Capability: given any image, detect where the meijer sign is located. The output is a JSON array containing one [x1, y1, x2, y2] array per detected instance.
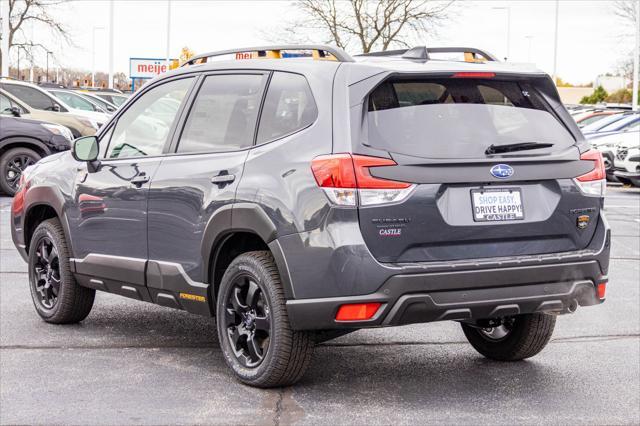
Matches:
[[129, 58, 177, 79]]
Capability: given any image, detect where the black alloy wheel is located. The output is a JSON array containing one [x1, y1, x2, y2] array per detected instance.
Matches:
[[222, 275, 271, 368], [31, 236, 61, 309], [0, 147, 40, 195], [28, 218, 95, 323]]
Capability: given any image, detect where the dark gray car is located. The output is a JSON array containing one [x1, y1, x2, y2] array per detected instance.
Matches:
[[10, 45, 610, 387]]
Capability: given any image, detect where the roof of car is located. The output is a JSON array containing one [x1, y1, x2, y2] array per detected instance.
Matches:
[[164, 45, 548, 86], [164, 56, 547, 89]]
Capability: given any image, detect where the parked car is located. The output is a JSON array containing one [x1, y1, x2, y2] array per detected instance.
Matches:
[[0, 114, 72, 194], [10, 45, 610, 388], [612, 136, 640, 187], [0, 79, 108, 129], [582, 112, 639, 139], [574, 110, 621, 128], [1, 89, 97, 137], [47, 88, 111, 115], [75, 91, 118, 113], [592, 131, 640, 181], [93, 92, 128, 107]]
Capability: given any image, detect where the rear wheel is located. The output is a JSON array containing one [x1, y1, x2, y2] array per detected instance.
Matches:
[[28, 218, 95, 323], [216, 251, 314, 387], [0, 147, 40, 195], [461, 313, 556, 361]]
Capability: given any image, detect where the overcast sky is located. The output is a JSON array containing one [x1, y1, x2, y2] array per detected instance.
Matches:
[[23, 0, 636, 84]]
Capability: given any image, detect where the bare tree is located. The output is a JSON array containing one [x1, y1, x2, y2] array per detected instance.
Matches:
[[613, 0, 638, 29], [0, 0, 70, 74], [285, 0, 454, 54]]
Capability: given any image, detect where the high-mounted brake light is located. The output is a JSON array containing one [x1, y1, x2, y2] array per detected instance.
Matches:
[[335, 303, 382, 321], [574, 149, 606, 197], [452, 72, 496, 78], [311, 154, 415, 206]]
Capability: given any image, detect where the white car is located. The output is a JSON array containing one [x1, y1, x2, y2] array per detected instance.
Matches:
[[0, 79, 108, 130], [612, 135, 640, 187], [591, 130, 639, 181]]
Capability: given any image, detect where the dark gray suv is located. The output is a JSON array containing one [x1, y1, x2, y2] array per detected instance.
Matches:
[[10, 45, 610, 387]]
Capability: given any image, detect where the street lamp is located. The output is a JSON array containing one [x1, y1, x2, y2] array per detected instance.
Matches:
[[492, 6, 511, 61], [92, 26, 105, 88]]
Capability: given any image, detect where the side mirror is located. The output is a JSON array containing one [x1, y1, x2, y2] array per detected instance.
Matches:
[[72, 136, 100, 172], [52, 104, 61, 112], [9, 107, 21, 117]]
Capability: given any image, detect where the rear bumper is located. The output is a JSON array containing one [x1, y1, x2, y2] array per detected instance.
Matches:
[[286, 260, 606, 330]]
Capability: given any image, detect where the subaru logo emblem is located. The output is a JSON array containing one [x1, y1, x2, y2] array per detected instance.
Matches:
[[490, 164, 514, 179]]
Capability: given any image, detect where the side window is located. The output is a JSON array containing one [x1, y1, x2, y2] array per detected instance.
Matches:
[[105, 77, 193, 159], [256, 72, 317, 144], [52, 92, 95, 111], [1, 84, 58, 110], [177, 74, 265, 153]]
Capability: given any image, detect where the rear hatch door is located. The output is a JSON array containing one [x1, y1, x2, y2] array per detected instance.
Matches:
[[355, 74, 601, 263]]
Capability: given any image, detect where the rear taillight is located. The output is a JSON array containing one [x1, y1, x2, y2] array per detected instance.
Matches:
[[574, 149, 606, 197], [311, 154, 415, 206]]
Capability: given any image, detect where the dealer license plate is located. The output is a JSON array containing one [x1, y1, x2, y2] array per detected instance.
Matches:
[[471, 188, 524, 222]]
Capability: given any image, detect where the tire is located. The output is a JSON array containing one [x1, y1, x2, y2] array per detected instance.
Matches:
[[461, 313, 556, 361], [0, 147, 41, 195], [216, 251, 314, 387], [28, 218, 95, 323]]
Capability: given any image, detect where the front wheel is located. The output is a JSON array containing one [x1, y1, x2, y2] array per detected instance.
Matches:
[[28, 218, 95, 323], [461, 313, 556, 361], [216, 251, 314, 387], [0, 147, 41, 195]]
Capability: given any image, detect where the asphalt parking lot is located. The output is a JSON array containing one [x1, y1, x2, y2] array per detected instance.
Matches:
[[0, 186, 638, 425]]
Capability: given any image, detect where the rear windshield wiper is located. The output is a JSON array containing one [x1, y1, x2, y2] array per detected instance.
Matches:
[[485, 142, 554, 155]]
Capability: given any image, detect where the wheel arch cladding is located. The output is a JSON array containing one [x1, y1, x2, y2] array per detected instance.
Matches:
[[0, 137, 51, 157], [202, 203, 294, 303], [23, 186, 72, 256]]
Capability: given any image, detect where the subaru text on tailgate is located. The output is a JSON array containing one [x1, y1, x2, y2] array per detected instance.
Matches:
[[10, 45, 610, 387]]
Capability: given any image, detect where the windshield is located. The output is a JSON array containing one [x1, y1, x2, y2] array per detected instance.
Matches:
[[366, 78, 575, 159]]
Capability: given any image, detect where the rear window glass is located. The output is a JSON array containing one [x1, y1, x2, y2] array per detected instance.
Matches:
[[366, 78, 575, 159]]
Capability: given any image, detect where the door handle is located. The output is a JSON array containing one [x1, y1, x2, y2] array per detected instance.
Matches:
[[130, 174, 150, 187], [211, 173, 235, 185]]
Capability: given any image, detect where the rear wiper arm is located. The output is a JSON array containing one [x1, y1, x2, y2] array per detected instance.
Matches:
[[485, 142, 554, 155]]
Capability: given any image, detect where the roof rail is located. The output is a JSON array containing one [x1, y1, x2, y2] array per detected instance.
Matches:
[[357, 47, 499, 62], [182, 44, 354, 67]]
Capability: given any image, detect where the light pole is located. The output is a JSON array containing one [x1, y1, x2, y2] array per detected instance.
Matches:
[[1, 0, 9, 77], [552, 0, 560, 85], [525, 35, 534, 63], [92, 26, 105, 88], [165, 0, 172, 70], [492, 6, 511, 61], [108, 0, 114, 89], [17, 47, 21, 79], [45, 50, 52, 83], [633, 1, 639, 111]]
